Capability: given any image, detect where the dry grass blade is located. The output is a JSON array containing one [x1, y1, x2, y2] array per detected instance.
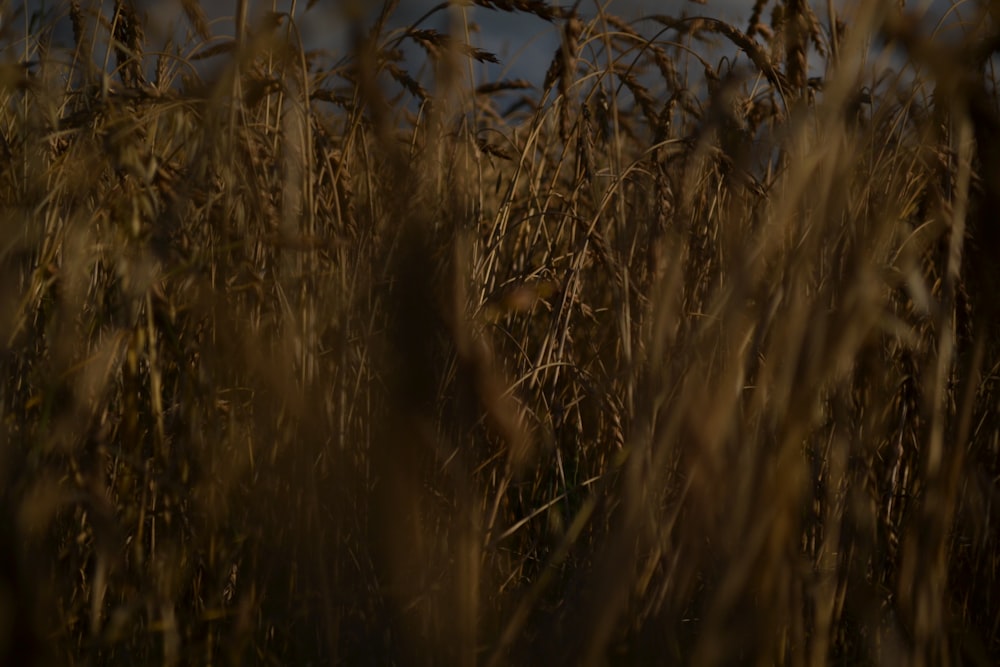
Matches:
[[180, 0, 211, 41], [475, 78, 533, 95], [783, 0, 809, 92], [604, 14, 680, 91], [0, 1, 998, 666], [189, 40, 237, 61], [473, 0, 567, 22], [407, 28, 501, 64], [654, 15, 791, 95], [748, 0, 769, 37], [112, 0, 145, 88], [543, 16, 582, 141]]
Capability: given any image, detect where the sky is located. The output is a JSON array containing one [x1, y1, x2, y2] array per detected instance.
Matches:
[[6, 0, 753, 87], [8, 0, 973, 86], [178, 0, 757, 80], [9, 0, 788, 62]]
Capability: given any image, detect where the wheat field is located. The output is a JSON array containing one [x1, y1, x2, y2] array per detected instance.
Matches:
[[0, 0, 998, 664]]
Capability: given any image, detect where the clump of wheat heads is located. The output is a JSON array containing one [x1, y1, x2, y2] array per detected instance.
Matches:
[[0, 1, 997, 665]]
